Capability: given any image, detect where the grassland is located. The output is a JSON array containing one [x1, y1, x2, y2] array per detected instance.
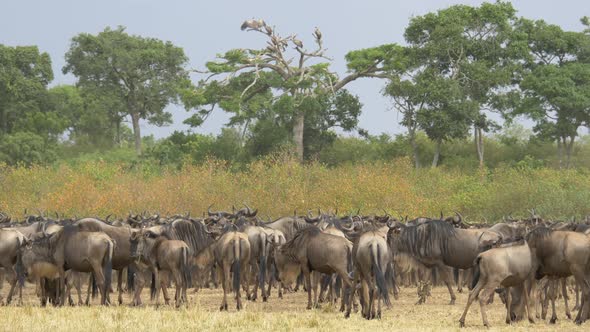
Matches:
[[0, 284, 585, 332]]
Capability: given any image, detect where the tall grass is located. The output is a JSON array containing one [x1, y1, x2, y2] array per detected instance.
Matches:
[[1, 155, 588, 221]]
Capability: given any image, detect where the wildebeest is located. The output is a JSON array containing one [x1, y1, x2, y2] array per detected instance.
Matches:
[[525, 227, 590, 324], [194, 226, 251, 311], [0, 229, 26, 304], [17, 226, 114, 305], [459, 239, 536, 328], [387, 218, 502, 305], [130, 230, 192, 307], [349, 229, 392, 319], [275, 226, 353, 313]]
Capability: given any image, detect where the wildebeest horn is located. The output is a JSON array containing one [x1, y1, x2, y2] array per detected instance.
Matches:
[[293, 209, 297, 216], [440, 211, 444, 220], [55, 212, 59, 220], [207, 204, 215, 216], [185, 211, 190, 218], [334, 207, 338, 216], [105, 214, 112, 222], [454, 211, 463, 222], [382, 209, 390, 217]]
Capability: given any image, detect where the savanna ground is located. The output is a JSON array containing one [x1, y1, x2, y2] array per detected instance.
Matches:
[[0, 282, 585, 332]]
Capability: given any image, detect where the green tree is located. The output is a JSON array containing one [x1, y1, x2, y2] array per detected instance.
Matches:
[[186, 20, 399, 162], [0, 45, 53, 135], [63, 26, 190, 155], [403, 1, 522, 168], [504, 19, 590, 168]]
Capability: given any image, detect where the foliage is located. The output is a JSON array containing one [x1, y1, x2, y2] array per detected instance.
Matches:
[[1, 155, 589, 222], [63, 26, 191, 154]]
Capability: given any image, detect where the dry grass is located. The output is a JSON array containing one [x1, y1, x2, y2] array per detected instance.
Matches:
[[0, 283, 585, 331]]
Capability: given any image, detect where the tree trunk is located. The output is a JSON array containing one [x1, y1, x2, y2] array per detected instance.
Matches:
[[0, 108, 6, 134], [557, 138, 564, 169], [408, 125, 420, 168], [130, 112, 142, 155], [293, 112, 304, 162], [432, 139, 441, 168], [565, 136, 575, 169], [475, 126, 484, 168], [115, 118, 121, 148]]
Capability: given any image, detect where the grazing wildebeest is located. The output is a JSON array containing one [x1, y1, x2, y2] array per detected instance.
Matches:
[[0, 229, 26, 304], [387, 218, 502, 305], [349, 229, 392, 319], [130, 230, 192, 307], [19, 226, 114, 305], [459, 239, 536, 328], [194, 227, 251, 311], [525, 227, 590, 325], [275, 226, 353, 313]]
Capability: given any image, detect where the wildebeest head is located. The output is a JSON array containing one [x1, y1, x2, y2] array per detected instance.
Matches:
[[274, 248, 302, 289], [130, 229, 157, 260]]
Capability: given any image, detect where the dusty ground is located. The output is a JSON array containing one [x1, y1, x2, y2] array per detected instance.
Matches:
[[0, 282, 586, 331]]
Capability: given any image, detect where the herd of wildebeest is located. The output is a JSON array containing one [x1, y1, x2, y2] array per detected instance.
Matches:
[[0, 206, 590, 327]]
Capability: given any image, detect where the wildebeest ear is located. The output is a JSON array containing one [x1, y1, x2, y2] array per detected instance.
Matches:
[[145, 230, 157, 238], [130, 231, 139, 240]]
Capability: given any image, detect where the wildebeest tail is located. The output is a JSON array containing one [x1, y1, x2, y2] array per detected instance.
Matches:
[[333, 275, 342, 296], [91, 274, 98, 298], [259, 233, 267, 289], [180, 246, 192, 288], [470, 256, 482, 290], [371, 243, 391, 306], [15, 240, 25, 288], [127, 266, 135, 293], [232, 239, 241, 294], [385, 262, 395, 290], [103, 239, 114, 302], [453, 267, 459, 284]]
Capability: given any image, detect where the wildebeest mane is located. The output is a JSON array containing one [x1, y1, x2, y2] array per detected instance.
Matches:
[[160, 218, 211, 254], [525, 226, 553, 243], [280, 226, 321, 261], [397, 220, 457, 258]]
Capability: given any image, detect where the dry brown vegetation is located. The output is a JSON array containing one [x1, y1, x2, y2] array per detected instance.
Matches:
[[0, 283, 586, 331]]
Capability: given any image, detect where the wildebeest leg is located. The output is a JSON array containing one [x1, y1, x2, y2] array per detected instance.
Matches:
[[85, 274, 93, 305], [219, 264, 229, 311], [479, 286, 496, 327], [439, 266, 457, 305], [574, 283, 580, 311], [523, 279, 535, 324], [118, 269, 124, 305], [302, 267, 313, 310], [171, 269, 182, 307], [249, 262, 258, 301], [549, 280, 558, 324], [561, 278, 572, 319], [5, 267, 17, 305], [572, 268, 590, 325], [241, 262, 250, 307], [456, 269, 463, 293], [151, 268, 161, 307], [311, 271, 321, 308], [505, 287, 512, 324], [459, 278, 485, 327], [74, 273, 82, 305], [132, 270, 145, 306], [318, 274, 329, 303], [91, 261, 107, 306], [345, 267, 360, 318], [160, 272, 170, 306]]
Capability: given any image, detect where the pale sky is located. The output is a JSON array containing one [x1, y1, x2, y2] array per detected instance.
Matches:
[[1, 0, 588, 138]]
